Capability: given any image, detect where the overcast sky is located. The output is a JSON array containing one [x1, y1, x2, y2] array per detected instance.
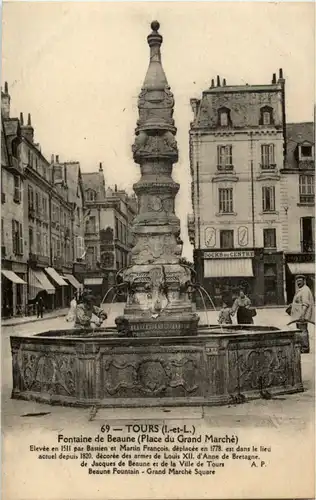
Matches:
[[2, 2, 315, 258]]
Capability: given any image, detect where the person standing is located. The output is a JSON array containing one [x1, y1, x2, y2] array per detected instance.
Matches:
[[231, 289, 254, 325], [66, 294, 77, 324], [290, 275, 314, 353], [36, 296, 44, 319], [218, 299, 233, 325]]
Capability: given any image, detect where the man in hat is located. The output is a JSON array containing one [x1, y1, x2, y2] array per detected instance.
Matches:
[[74, 290, 107, 329], [290, 275, 314, 353]]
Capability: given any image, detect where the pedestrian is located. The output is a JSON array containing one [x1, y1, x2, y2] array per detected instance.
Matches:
[[289, 275, 314, 353], [66, 294, 77, 323], [231, 289, 255, 325], [74, 291, 107, 330], [36, 296, 44, 319], [218, 299, 233, 325]]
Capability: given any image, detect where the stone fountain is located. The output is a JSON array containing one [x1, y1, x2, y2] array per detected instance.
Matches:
[[10, 22, 303, 408]]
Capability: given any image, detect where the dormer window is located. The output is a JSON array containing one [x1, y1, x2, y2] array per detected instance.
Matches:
[[301, 146, 312, 157], [260, 106, 274, 126], [218, 107, 231, 127], [86, 189, 96, 202]]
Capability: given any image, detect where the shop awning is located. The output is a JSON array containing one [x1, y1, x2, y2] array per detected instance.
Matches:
[[287, 263, 315, 275], [204, 258, 254, 278], [63, 274, 82, 290], [29, 269, 55, 294], [1, 270, 27, 285], [44, 267, 68, 286], [84, 277, 103, 285]]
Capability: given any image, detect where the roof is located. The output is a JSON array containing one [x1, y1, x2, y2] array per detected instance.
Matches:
[[204, 84, 281, 94], [285, 122, 315, 169], [1, 115, 10, 168], [81, 171, 106, 201]]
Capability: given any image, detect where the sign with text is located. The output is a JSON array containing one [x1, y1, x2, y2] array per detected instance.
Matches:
[[203, 250, 255, 259]]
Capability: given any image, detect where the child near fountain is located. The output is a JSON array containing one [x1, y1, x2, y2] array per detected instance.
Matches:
[[218, 299, 233, 325]]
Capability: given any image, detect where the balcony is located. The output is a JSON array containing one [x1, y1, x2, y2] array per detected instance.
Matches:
[[298, 159, 314, 170], [299, 194, 315, 205], [1, 246, 6, 259], [217, 164, 234, 172], [261, 163, 277, 170]]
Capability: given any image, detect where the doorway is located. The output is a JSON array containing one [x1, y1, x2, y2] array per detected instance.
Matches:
[[264, 263, 277, 305]]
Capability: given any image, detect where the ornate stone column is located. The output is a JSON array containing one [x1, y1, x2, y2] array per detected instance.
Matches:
[[119, 21, 199, 336]]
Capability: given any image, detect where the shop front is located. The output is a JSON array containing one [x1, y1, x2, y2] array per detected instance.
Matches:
[[44, 267, 69, 309], [194, 248, 284, 308], [28, 268, 56, 313], [1, 268, 27, 317], [285, 253, 315, 304]]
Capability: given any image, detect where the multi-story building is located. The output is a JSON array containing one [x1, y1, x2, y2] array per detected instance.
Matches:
[[280, 122, 315, 302], [188, 70, 286, 306], [1, 85, 28, 317], [82, 164, 136, 302], [1, 83, 85, 316]]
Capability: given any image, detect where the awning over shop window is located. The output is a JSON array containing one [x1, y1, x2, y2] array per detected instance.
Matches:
[[63, 274, 82, 290], [204, 259, 254, 278], [44, 267, 68, 286], [1, 270, 27, 284], [84, 277, 103, 286], [29, 269, 55, 294], [287, 263, 315, 276]]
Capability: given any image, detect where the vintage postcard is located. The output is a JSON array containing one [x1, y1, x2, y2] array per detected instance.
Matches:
[[1, 2, 315, 499]]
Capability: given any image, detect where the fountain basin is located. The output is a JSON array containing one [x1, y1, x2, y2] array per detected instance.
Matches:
[[10, 326, 303, 407]]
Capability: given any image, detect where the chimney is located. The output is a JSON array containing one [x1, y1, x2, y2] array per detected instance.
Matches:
[[51, 154, 55, 163], [56, 155, 59, 163], [1, 81, 11, 118], [99, 162, 103, 172], [216, 75, 221, 87], [190, 98, 200, 120], [272, 73, 277, 84], [115, 184, 117, 192], [223, 78, 226, 86], [211, 79, 215, 88], [21, 112, 34, 143], [20, 112, 24, 126]]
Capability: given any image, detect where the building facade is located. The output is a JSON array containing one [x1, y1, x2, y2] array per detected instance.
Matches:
[[280, 122, 315, 302], [82, 165, 136, 302], [189, 71, 286, 307], [1, 86, 28, 317], [1, 83, 84, 317]]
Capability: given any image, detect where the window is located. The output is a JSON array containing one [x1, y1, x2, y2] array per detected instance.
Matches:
[[13, 175, 21, 203], [76, 236, 85, 260], [1, 218, 4, 245], [300, 217, 315, 253], [301, 145, 312, 158], [42, 197, 48, 221], [12, 220, 23, 255], [86, 216, 96, 233], [115, 218, 119, 239], [299, 175, 314, 204], [262, 186, 275, 212], [220, 230, 234, 249], [219, 188, 233, 213], [87, 246, 97, 269], [263, 228, 276, 249], [86, 189, 96, 202], [28, 186, 34, 210], [43, 232, 48, 256], [260, 106, 273, 126], [261, 144, 275, 169], [29, 227, 34, 253], [35, 192, 39, 214], [217, 145, 233, 170], [218, 107, 231, 128], [36, 225, 41, 254]]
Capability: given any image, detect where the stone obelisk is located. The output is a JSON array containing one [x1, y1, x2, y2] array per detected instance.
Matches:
[[121, 21, 198, 336]]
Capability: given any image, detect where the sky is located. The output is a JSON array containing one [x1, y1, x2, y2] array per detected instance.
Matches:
[[2, 1, 315, 259]]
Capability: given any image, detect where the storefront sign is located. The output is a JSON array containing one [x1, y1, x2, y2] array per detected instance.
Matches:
[[286, 253, 315, 264], [203, 250, 255, 259]]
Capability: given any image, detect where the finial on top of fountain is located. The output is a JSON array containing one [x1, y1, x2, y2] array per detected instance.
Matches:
[[147, 20, 162, 47]]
